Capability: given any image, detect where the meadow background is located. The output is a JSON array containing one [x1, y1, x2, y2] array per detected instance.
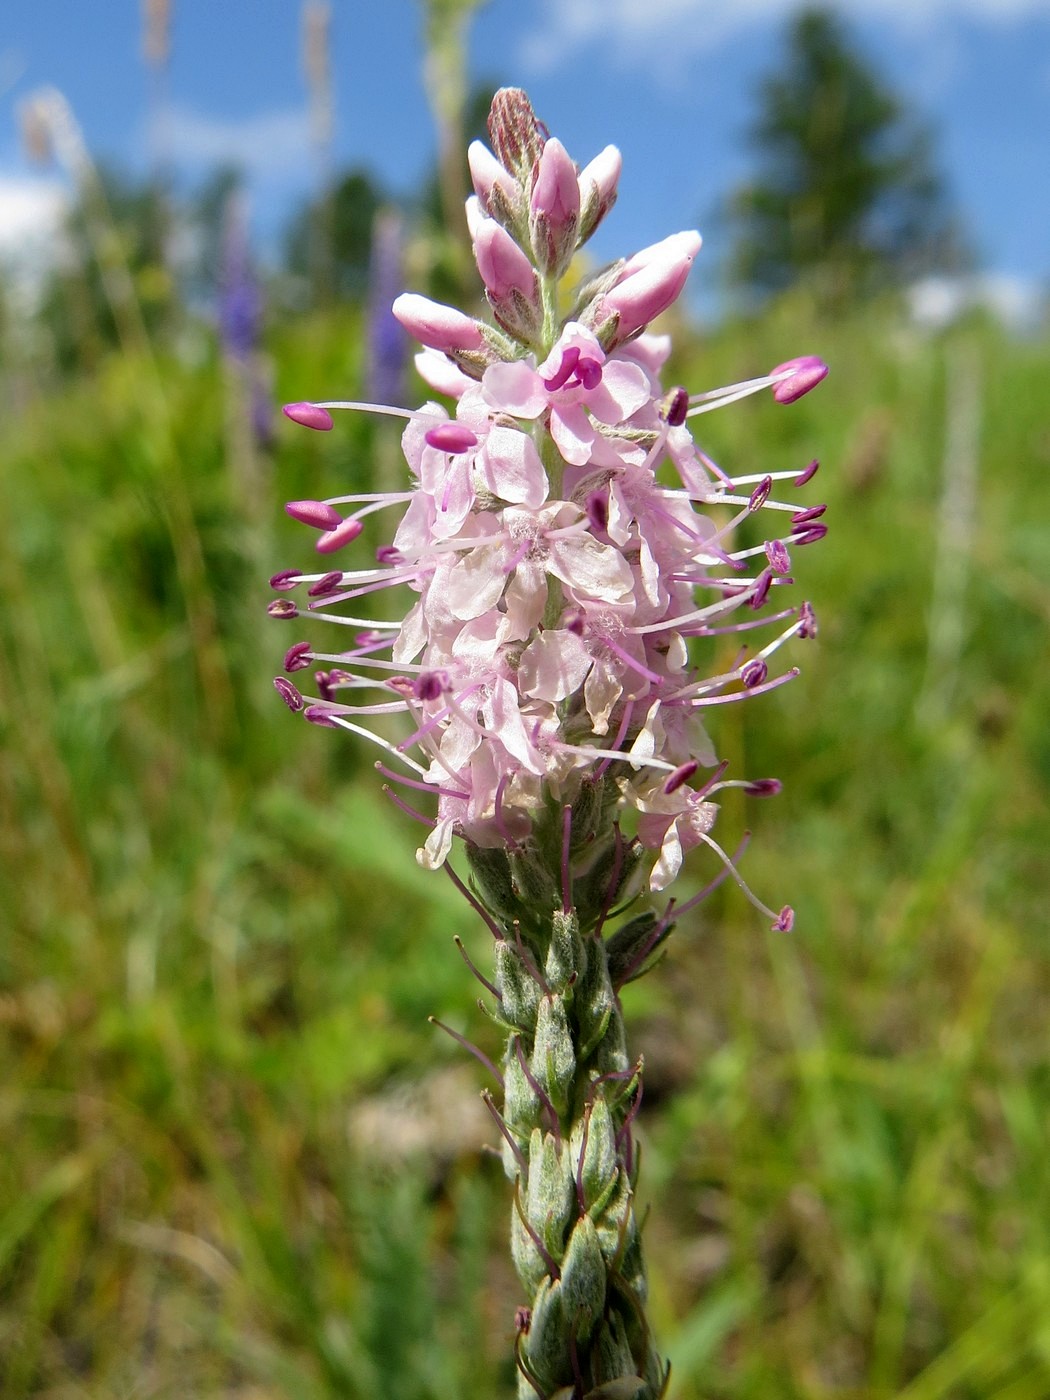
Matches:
[[1, 3, 1049, 1397]]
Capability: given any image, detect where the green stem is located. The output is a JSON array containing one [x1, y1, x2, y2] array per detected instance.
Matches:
[[468, 794, 669, 1399]]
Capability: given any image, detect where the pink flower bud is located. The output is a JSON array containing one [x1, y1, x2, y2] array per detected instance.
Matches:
[[529, 137, 581, 277], [580, 144, 621, 205], [598, 230, 702, 341], [578, 144, 621, 242], [620, 230, 703, 281], [771, 356, 828, 404], [392, 293, 484, 353], [531, 138, 579, 228], [474, 219, 538, 304], [467, 140, 518, 213]]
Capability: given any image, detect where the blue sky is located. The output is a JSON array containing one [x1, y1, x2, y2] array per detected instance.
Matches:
[[1, 0, 1048, 309]]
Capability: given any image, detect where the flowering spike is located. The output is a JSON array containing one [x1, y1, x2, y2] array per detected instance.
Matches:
[[283, 401, 334, 431], [269, 86, 829, 1399]]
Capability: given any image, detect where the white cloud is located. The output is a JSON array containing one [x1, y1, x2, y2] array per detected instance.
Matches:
[[158, 104, 313, 181], [908, 271, 1046, 330], [0, 173, 67, 256], [521, 0, 1050, 71]]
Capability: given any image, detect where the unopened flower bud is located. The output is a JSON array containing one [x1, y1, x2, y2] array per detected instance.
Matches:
[[487, 87, 545, 182], [578, 144, 621, 244], [474, 219, 542, 341], [467, 139, 521, 226], [392, 292, 484, 354], [530, 137, 580, 277], [595, 230, 702, 343]]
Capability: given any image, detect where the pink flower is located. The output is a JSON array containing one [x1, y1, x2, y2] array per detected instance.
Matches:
[[275, 88, 826, 930]]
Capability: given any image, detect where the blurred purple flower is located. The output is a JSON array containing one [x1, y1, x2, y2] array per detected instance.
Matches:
[[366, 208, 408, 406]]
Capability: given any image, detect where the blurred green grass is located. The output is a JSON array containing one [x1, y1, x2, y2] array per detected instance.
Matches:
[[1, 301, 1048, 1398]]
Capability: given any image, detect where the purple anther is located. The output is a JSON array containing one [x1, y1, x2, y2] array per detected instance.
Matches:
[[307, 570, 343, 597], [771, 356, 828, 405], [283, 641, 312, 672], [376, 545, 403, 565], [772, 905, 795, 932], [269, 569, 301, 592], [749, 567, 774, 610], [793, 458, 819, 487], [386, 676, 415, 696], [273, 677, 305, 712], [268, 599, 299, 619], [424, 422, 479, 453], [748, 475, 774, 512], [413, 669, 449, 701], [663, 760, 698, 795], [563, 607, 586, 637], [741, 658, 768, 689], [286, 498, 342, 530], [791, 504, 826, 526], [304, 705, 340, 728], [316, 517, 364, 554], [765, 539, 791, 574], [586, 490, 609, 532], [745, 778, 782, 797], [576, 357, 603, 390], [798, 601, 818, 638], [283, 401, 335, 431], [792, 523, 828, 546], [543, 345, 580, 392], [662, 386, 689, 428], [515, 1306, 532, 1336]]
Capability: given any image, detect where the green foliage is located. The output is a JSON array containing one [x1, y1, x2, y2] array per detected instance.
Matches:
[[729, 9, 967, 308], [1, 300, 1049, 1398], [284, 168, 386, 306]]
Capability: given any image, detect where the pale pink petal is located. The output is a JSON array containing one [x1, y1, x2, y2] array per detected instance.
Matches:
[[518, 629, 593, 702], [550, 404, 597, 466], [585, 360, 650, 424], [482, 361, 547, 418], [476, 425, 549, 506], [547, 535, 634, 602]]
